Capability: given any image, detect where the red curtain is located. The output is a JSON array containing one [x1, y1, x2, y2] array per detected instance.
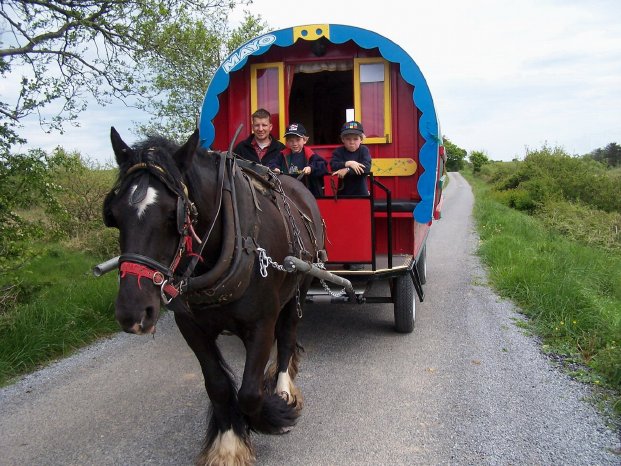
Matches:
[[256, 68, 280, 137], [360, 81, 384, 138]]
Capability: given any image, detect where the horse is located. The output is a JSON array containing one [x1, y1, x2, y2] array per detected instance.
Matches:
[[103, 127, 326, 465]]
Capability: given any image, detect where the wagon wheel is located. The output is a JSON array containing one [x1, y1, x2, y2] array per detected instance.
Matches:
[[416, 244, 427, 285], [393, 274, 415, 333]]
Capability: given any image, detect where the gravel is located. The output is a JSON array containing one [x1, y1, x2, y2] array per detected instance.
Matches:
[[0, 172, 619, 465]]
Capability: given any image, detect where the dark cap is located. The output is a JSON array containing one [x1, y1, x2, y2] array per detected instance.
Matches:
[[340, 120, 364, 136], [284, 123, 307, 138]]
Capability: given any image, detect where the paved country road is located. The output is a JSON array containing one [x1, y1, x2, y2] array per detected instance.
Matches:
[[1, 172, 619, 466]]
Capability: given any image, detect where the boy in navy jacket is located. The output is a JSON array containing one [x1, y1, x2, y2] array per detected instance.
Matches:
[[330, 121, 372, 196], [274, 122, 328, 197]]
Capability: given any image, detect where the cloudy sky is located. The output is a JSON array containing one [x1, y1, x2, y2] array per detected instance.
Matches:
[[15, 0, 621, 163]]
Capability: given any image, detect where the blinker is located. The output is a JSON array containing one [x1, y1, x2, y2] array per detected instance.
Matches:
[[130, 173, 150, 205], [176, 198, 186, 234]]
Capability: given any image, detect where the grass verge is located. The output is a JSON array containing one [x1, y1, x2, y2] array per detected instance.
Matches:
[[463, 171, 621, 419], [0, 246, 119, 386]]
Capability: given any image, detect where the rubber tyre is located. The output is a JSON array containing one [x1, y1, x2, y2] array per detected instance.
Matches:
[[416, 244, 427, 285], [393, 274, 415, 333]]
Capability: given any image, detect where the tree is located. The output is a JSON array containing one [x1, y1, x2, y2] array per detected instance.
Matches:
[[586, 142, 621, 168], [469, 150, 490, 173], [134, 11, 268, 139], [443, 137, 467, 171], [0, 0, 256, 150]]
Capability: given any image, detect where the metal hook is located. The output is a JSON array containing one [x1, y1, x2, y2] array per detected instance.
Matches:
[[160, 280, 173, 305]]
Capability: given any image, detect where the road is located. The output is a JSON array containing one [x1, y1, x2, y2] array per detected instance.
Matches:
[[1, 172, 619, 465]]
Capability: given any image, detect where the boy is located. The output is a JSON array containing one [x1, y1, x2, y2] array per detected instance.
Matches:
[[330, 121, 372, 196], [276, 122, 328, 197], [233, 108, 285, 169]]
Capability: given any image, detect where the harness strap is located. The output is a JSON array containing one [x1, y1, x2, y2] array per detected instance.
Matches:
[[242, 172, 263, 212], [274, 194, 294, 255], [181, 151, 228, 280]]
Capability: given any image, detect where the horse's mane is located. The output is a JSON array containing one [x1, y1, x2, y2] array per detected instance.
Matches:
[[110, 134, 186, 193], [106, 133, 221, 220]]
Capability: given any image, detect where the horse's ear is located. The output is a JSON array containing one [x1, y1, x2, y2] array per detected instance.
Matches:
[[110, 127, 133, 166], [174, 129, 199, 173]]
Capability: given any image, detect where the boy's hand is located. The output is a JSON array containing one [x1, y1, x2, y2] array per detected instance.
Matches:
[[273, 168, 281, 174], [302, 166, 312, 175], [345, 161, 365, 174], [334, 168, 349, 178]]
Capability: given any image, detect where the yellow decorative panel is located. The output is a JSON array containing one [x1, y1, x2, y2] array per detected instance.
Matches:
[[293, 24, 330, 42]]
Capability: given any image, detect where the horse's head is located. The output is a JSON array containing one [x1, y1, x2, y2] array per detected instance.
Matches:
[[104, 127, 199, 334]]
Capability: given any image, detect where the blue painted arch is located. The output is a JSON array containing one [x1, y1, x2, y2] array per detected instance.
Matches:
[[199, 24, 441, 224]]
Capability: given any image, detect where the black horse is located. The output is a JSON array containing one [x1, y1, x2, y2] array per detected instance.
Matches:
[[103, 128, 325, 465]]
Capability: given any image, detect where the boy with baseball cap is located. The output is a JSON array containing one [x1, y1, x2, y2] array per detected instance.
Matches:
[[272, 122, 328, 197], [330, 121, 372, 196]]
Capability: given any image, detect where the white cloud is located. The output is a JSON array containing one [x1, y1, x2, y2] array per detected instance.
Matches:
[[14, 0, 621, 162]]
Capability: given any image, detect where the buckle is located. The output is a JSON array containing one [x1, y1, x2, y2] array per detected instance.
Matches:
[[152, 271, 165, 285]]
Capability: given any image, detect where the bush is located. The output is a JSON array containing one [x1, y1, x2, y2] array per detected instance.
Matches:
[[47, 148, 117, 237], [481, 145, 621, 215], [479, 160, 521, 185], [536, 200, 621, 251], [64, 227, 120, 259], [491, 188, 537, 213]]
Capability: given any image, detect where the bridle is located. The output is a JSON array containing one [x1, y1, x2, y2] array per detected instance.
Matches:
[[116, 157, 224, 304]]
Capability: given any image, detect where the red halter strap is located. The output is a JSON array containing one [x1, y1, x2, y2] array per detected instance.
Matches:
[[119, 262, 180, 298]]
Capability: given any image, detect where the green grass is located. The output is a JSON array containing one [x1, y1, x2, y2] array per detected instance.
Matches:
[[463, 171, 621, 415], [0, 246, 119, 386]]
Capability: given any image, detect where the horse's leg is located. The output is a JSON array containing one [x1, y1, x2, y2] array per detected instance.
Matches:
[[267, 296, 303, 410], [174, 313, 255, 466], [238, 317, 299, 434]]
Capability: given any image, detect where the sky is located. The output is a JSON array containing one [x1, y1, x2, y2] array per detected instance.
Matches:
[[13, 0, 621, 164]]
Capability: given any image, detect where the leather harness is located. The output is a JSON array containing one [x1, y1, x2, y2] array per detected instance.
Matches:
[[116, 151, 318, 308]]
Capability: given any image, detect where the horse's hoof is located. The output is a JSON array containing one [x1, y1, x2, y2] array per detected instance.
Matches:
[[278, 391, 290, 403]]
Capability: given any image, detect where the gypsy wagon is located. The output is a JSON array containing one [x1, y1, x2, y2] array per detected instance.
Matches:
[[198, 23, 446, 333]]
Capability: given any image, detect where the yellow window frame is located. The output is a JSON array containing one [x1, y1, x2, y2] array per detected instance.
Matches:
[[353, 58, 392, 144], [250, 62, 286, 140]]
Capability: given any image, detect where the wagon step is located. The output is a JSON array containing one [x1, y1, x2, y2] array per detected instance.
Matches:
[[283, 256, 356, 302]]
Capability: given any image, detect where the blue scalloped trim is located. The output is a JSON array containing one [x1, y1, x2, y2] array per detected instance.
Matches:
[[199, 24, 440, 223]]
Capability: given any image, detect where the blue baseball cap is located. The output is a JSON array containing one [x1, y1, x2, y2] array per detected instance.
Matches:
[[341, 121, 364, 136]]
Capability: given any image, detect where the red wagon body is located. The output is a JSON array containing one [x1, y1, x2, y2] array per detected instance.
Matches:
[[199, 24, 446, 332]]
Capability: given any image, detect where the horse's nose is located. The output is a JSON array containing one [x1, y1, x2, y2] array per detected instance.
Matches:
[[124, 322, 157, 335], [116, 305, 157, 335]]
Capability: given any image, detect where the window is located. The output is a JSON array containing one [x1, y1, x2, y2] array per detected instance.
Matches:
[[250, 63, 285, 139], [288, 61, 353, 145], [354, 58, 392, 144], [284, 58, 392, 145]]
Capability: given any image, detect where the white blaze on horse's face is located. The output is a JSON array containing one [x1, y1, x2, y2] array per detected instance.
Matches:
[[129, 184, 158, 219]]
